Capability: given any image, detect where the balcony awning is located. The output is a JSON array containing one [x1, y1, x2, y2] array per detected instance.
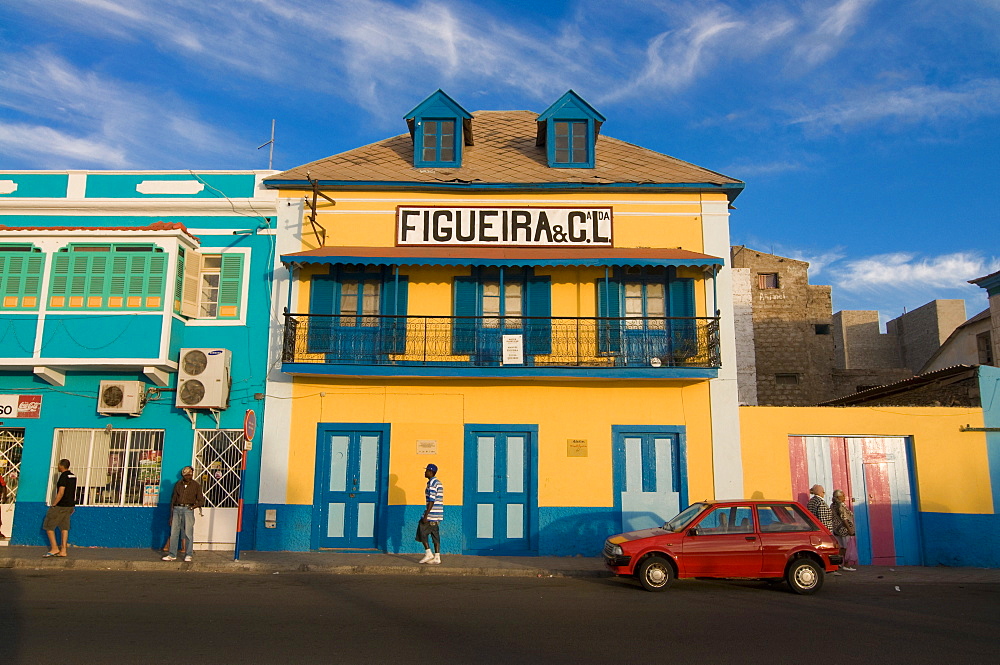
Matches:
[[281, 246, 724, 269]]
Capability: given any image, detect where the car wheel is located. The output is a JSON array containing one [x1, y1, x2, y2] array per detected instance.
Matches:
[[786, 558, 824, 595], [637, 555, 673, 592]]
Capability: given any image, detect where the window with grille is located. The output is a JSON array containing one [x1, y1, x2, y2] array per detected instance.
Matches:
[[758, 273, 780, 289], [193, 430, 243, 508], [53, 429, 164, 506], [48, 244, 166, 310], [0, 244, 44, 310], [0, 428, 24, 504]]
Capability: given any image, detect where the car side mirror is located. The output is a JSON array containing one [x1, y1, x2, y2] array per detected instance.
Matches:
[[688, 527, 700, 536]]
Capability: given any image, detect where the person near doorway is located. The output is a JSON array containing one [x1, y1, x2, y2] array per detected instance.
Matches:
[[162, 466, 204, 563], [830, 489, 858, 571], [43, 459, 76, 557], [418, 463, 443, 564], [807, 484, 833, 530]]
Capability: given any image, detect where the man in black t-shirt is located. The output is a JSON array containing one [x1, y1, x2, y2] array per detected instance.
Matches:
[[43, 459, 76, 557]]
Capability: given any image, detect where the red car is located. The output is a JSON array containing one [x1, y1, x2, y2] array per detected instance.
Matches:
[[603, 500, 842, 594]]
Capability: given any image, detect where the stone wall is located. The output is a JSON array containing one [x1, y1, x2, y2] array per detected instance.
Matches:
[[886, 300, 967, 373]]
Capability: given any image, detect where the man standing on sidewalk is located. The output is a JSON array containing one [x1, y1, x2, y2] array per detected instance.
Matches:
[[163, 466, 204, 563], [43, 459, 76, 557], [418, 463, 443, 564]]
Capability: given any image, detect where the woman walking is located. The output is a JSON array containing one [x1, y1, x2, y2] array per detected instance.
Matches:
[[830, 489, 857, 571]]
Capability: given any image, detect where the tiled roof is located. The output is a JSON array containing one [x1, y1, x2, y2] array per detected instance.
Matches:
[[0, 221, 199, 241], [266, 111, 742, 191]]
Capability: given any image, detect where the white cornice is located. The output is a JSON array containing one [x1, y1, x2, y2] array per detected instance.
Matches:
[[0, 198, 278, 215]]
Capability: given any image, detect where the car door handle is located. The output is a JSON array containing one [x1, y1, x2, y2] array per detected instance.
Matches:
[[745, 536, 757, 541]]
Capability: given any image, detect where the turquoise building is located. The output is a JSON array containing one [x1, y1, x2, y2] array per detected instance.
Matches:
[[0, 171, 278, 551]]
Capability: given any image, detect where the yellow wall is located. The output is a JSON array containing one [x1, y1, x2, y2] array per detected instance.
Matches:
[[740, 406, 993, 515], [286, 378, 715, 508]]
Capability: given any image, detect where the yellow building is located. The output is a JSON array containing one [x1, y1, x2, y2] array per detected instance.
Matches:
[[258, 90, 746, 555]]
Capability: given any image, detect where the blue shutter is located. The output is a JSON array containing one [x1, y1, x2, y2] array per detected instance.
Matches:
[[452, 276, 478, 355], [308, 275, 337, 353], [597, 278, 622, 354], [668, 278, 696, 360], [524, 276, 551, 356], [381, 274, 409, 354]]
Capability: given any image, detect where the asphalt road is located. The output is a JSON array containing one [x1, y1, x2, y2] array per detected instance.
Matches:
[[1, 569, 996, 665]]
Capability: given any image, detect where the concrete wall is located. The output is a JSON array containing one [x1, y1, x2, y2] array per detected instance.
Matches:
[[886, 300, 967, 374]]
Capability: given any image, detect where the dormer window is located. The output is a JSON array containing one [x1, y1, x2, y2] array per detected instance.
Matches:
[[405, 90, 473, 168], [422, 119, 456, 163], [537, 90, 606, 169]]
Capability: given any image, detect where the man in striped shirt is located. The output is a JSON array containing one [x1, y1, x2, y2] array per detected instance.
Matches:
[[419, 463, 444, 564]]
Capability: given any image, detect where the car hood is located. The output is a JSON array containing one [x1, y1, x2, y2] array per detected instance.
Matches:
[[607, 527, 669, 544]]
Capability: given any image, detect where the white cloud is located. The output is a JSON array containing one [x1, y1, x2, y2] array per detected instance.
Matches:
[[0, 49, 244, 168], [789, 79, 1000, 130], [791, 0, 875, 66], [829, 252, 1000, 292]]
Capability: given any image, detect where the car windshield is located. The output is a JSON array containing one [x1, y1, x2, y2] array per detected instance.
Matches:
[[663, 503, 707, 532]]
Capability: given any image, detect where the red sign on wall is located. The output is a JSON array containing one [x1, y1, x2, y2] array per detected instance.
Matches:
[[0, 395, 42, 418]]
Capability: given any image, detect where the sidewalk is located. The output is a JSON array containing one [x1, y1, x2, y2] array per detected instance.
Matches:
[[3, 544, 1000, 584]]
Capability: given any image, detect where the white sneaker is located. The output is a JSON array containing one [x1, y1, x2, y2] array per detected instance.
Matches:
[[841, 566, 856, 571], [831, 571, 842, 576], [161, 555, 176, 561], [184, 555, 193, 562], [418, 549, 434, 564], [430, 553, 441, 565]]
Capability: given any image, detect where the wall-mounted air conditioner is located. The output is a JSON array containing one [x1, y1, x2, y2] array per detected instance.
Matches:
[[98, 380, 145, 416], [176, 348, 231, 409]]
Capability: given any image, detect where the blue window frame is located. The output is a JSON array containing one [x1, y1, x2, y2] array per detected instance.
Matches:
[[452, 267, 551, 360], [597, 267, 696, 362], [421, 119, 456, 164], [553, 120, 588, 165], [308, 265, 408, 358]]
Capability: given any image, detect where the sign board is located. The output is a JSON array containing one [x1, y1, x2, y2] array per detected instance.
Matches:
[[397, 206, 612, 247], [417, 439, 438, 455], [567, 439, 589, 457], [243, 409, 257, 442], [0, 395, 42, 419], [502, 335, 524, 365]]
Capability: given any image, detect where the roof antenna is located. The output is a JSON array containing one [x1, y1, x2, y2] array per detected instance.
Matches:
[[257, 119, 276, 169]]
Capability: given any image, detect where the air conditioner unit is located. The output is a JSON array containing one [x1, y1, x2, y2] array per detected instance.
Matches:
[[98, 380, 145, 416], [176, 348, 231, 409]]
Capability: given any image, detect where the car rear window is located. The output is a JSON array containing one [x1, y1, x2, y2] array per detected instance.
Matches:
[[756, 504, 816, 532]]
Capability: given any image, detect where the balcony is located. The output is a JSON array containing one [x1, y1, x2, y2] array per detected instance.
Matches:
[[282, 313, 720, 377]]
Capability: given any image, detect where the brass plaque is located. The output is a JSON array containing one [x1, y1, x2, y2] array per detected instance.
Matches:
[[567, 439, 588, 457]]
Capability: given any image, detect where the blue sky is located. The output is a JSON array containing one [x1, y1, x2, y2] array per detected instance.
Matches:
[[2, 0, 997, 323]]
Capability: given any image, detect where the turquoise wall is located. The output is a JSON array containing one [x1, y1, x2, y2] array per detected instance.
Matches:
[[0, 315, 38, 358], [0, 174, 68, 198]]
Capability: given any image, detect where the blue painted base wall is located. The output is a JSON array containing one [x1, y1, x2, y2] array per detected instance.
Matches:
[[12, 502, 260, 551], [252, 504, 615, 556], [920, 512, 1000, 568]]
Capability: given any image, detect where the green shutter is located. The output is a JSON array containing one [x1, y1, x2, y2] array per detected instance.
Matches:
[[217, 254, 243, 318], [110, 255, 129, 296], [0, 252, 44, 309], [597, 277, 622, 354], [50, 254, 70, 298], [381, 275, 409, 354], [452, 276, 478, 355], [146, 254, 166, 301], [524, 276, 551, 356], [174, 249, 185, 311]]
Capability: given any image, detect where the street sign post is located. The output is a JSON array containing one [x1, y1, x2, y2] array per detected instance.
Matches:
[[234, 409, 255, 561]]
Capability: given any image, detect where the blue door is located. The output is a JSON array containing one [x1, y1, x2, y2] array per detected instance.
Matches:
[[315, 429, 383, 549], [613, 428, 686, 532], [463, 428, 536, 555]]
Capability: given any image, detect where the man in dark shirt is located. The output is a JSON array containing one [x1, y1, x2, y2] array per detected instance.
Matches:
[[163, 466, 204, 563], [43, 459, 76, 557]]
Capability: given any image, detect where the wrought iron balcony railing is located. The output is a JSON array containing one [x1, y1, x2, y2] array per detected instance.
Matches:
[[282, 313, 721, 370]]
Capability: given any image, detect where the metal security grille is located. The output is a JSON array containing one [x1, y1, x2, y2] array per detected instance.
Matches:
[[0, 428, 24, 503], [193, 430, 243, 508], [54, 429, 164, 507]]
